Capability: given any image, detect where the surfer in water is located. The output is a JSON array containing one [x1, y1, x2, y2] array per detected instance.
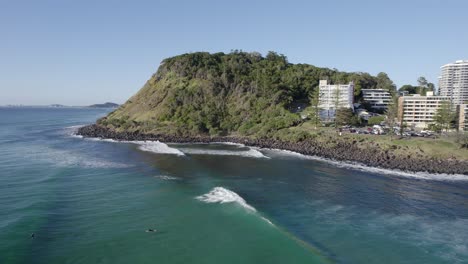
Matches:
[[146, 229, 157, 232]]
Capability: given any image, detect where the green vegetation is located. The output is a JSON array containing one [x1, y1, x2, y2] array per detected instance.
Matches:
[[98, 51, 467, 160], [398, 76, 435, 95], [304, 88, 321, 129], [335, 108, 356, 126], [288, 124, 468, 160], [368, 116, 385, 126], [102, 51, 384, 137], [434, 101, 456, 133]]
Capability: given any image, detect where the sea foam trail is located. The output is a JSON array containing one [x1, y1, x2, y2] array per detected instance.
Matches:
[[19, 145, 130, 169], [79, 136, 186, 156], [196, 187, 257, 212], [153, 175, 180, 181], [178, 148, 269, 159], [137, 141, 185, 156], [266, 149, 468, 182]]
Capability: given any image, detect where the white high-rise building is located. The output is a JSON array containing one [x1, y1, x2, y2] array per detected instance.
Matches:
[[318, 80, 354, 120], [439, 60, 468, 105]]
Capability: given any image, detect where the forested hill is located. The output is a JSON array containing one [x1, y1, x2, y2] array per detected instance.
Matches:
[[98, 51, 394, 137]]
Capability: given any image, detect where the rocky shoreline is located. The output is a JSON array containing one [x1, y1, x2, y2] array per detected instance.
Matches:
[[77, 124, 468, 175]]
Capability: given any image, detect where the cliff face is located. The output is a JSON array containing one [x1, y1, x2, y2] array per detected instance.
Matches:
[[98, 51, 381, 137]]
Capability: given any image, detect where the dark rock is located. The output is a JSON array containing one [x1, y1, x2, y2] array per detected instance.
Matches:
[[77, 124, 468, 175]]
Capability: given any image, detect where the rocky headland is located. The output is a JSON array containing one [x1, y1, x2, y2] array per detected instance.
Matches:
[[78, 124, 468, 175]]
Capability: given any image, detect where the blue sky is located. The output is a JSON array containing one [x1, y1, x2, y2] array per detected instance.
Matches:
[[1, 0, 467, 105]]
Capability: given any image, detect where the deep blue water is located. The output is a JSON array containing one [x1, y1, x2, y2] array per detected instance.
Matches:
[[1, 107, 468, 264]]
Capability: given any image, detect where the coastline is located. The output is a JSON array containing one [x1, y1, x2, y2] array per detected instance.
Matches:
[[77, 124, 468, 175]]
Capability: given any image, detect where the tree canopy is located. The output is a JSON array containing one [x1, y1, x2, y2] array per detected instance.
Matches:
[[101, 51, 389, 137]]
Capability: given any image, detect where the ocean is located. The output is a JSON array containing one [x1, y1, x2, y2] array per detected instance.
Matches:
[[1, 107, 468, 264]]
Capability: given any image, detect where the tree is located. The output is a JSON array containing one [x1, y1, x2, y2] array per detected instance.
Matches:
[[385, 96, 399, 138], [417, 76, 428, 88], [307, 88, 322, 129], [335, 108, 354, 126], [333, 87, 342, 127], [399, 84, 418, 94], [416, 76, 434, 95], [427, 82, 435, 92], [376, 72, 397, 94], [434, 101, 455, 133]]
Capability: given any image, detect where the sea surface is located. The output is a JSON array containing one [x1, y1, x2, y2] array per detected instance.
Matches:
[[1, 107, 468, 264]]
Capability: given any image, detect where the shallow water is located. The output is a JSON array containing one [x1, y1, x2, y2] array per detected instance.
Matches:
[[1, 107, 467, 263]]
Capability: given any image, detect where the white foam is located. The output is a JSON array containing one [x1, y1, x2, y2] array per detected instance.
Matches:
[[19, 145, 130, 169], [261, 216, 275, 226], [80, 137, 185, 156], [153, 175, 180, 181], [137, 141, 185, 156], [176, 142, 246, 147], [265, 149, 468, 182], [178, 147, 269, 159], [212, 142, 246, 147], [65, 125, 86, 129], [84, 137, 103, 141], [62, 124, 86, 138], [196, 187, 256, 212]]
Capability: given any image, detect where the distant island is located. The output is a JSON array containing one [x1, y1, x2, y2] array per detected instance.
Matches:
[[78, 51, 467, 175], [88, 102, 119, 108]]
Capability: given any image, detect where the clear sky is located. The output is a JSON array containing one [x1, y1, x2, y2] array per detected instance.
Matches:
[[1, 0, 467, 105]]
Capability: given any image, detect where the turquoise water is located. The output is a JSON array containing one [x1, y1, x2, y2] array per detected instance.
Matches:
[[1, 108, 468, 264]]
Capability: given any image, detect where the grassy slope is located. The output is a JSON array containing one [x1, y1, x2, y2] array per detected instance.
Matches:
[[289, 122, 468, 160]]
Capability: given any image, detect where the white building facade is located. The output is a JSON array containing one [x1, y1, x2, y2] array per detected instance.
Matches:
[[318, 80, 354, 120], [398, 92, 451, 129], [439, 60, 468, 105], [361, 89, 392, 110], [457, 104, 468, 131]]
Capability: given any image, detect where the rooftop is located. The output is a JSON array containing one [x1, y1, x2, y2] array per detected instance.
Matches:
[[441, 60, 468, 68]]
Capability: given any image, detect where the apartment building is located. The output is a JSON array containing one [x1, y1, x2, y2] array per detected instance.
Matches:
[[397, 92, 451, 129], [457, 104, 468, 131], [318, 80, 354, 120], [361, 89, 392, 111], [439, 60, 468, 105]]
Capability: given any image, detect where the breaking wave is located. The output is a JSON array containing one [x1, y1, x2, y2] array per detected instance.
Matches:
[[63, 125, 85, 138], [137, 141, 185, 156], [178, 147, 268, 158], [196, 187, 276, 226], [265, 149, 468, 181], [78, 137, 185, 156], [196, 187, 257, 212]]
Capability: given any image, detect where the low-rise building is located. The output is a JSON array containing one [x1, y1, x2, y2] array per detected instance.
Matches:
[[318, 80, 354, 121], [361, 89, 392, 111], [398, 91, 451, 129]]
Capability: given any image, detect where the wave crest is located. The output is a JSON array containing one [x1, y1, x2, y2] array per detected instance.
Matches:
[[137, 141, 185, 156], [196, 187, 256, 212], [179, 148, 268, 158]]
